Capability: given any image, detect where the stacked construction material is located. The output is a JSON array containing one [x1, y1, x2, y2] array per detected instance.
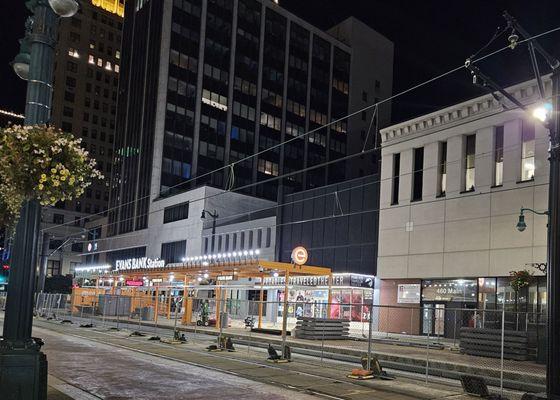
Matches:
[[459, 327, 530, 360], [294, 317, 350, 340]]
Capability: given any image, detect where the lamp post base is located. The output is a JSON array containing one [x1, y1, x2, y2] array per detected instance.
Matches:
[[0, 340, 47, 400]]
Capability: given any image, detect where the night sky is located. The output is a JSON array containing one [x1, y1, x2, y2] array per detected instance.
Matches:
[[1, 1, 559, 124]]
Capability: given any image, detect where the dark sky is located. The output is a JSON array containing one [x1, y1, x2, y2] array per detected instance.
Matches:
[[1, 1, 559, 123]]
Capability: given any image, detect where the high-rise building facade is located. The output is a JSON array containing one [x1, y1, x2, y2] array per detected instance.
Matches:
[[38, 0, 124, 277], [108, 0, 393, 237], [51, 0, 123, 216]]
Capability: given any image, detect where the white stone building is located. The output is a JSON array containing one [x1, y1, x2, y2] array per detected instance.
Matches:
[[376, 77, 551, 335]]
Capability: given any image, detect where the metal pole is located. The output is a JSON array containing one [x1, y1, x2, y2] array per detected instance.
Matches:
[[211, 213, 217, 253], [500, 307, 505, 396], [281, 269, 290, 358], [37, 232, 50, 294], [1, 2, 59, 396], [366, 295, 374, 370], [547, 69, 560, 399]]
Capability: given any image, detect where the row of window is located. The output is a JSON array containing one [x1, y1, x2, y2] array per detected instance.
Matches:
[[204, 227, 272, 253], [260, 112, 281, 131], [232, 101, 256, 121], [390, 122, 537, 204], [257, 159, 279, 176], [233, 76, 257, 96], [168, 76, 196, 98], [87, 54, 119, 72], [170, 49, 198, 73]]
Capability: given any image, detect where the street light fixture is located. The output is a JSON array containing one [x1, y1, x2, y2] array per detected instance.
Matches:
[[516, 207, 549, 232], [47, 0, 79, 17], [12, 38, 31, 80], [532, 102, 553, 123]]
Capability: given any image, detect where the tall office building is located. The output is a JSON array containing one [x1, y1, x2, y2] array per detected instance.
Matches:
[[108, 0, 393, 237], [51, 0, 124, 216], [40, 0, 124, 276]]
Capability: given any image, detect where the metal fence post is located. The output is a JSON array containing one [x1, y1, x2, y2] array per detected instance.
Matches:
[[500, 307, 505, 396], [367, 303, 374, 370]]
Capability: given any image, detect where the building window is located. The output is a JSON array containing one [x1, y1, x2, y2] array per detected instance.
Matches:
[[494, 126, 504, 186], [53, 213, 64, 224], [46, 260, 61, 277], [412, 147, 424, 201], [257, 229, 262, 248], [248, 231, 254, 249], [161, 240, 186, 264], [521, 121, 535, 181], [464, 134, 476, 191], [240, 232, 245, 249], [266, 227, 271, 247], [391, 153, 400, 205], [232, 233, 237, 250], [438, 142, 447, 196], [163, 202, 189, 223], [362, 91, 368, 102]]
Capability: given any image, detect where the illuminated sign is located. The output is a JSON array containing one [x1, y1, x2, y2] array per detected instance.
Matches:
[[262, 274, 374, 288], [216, 275, 234, 281], [397, 284, 421, 304], [126, 280, 144, 287], [291, 246, 308, 265], [114, 258, 165, 271], [91, 0, 124, 17], [201, 97, 228, 111], [151, 278, 163, 283]]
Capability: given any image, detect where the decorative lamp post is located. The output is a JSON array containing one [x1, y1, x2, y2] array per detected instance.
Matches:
[[0, 0, 79, 398]]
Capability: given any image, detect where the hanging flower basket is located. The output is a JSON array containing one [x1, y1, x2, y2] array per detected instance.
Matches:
[[509, 269, 534, 292], [0, 124, 103, 227]]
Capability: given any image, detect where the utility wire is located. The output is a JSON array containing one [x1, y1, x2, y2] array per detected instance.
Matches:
[[43, 25, 560, 233], [63, 133, 551, 248]]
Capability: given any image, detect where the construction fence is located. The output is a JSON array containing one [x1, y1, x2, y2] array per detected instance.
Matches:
[[29, 291, 545, 398]]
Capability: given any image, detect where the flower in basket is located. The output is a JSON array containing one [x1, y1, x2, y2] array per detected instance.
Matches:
[[0, 124, 103, 227], [509, 269, 534, 292]]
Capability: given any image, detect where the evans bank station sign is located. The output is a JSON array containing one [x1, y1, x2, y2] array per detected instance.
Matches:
[[114, 257, 166, 272]]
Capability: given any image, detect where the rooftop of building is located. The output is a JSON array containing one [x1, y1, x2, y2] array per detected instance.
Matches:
[[379, 75, 552, 146]]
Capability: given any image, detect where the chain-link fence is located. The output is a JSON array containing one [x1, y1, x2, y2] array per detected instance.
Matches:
[[29, 292, 545, 398]]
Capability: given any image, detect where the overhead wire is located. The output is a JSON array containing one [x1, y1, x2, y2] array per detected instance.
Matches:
[[42, 24, 560, 237], [63, 133, 551, 251]]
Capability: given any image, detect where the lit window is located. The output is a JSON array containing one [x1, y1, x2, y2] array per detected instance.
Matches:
[[494, 126, 504, 186], [521, 121, 535, 181], [438, 142, 447, 196], [89, 42, 95, 49], [116, 50, 120, 59], [97, 58, 103, 67], [88, 54, 95, 64], [68, 48, 79, 58], [464, 134, 476, 191], [114, 64, 120, 73], [105, 61, 112, 71]]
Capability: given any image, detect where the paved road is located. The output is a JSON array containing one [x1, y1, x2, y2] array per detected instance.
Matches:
[[35, 325, 317, 400]]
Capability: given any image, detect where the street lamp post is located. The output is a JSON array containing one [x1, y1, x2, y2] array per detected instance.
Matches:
[[201, 209, 219, 253], [516, 71, 560, 399], [0, 0, 77, 398], [546, 70, 560, 400]]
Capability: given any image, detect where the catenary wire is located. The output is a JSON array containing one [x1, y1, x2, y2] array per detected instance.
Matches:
[[62, 133, 551, 251], [42, 25, 560, 234]]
